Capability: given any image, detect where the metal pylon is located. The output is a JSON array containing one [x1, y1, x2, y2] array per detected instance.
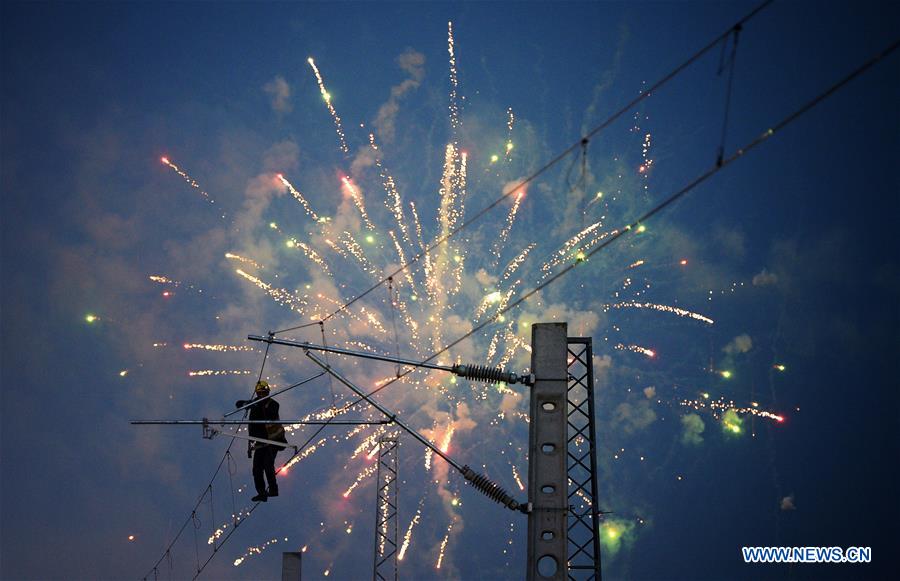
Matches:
[[566, 338, 602, 580], [373, 436, 399, 581]]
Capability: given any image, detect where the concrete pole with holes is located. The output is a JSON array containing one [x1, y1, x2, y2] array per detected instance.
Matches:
[[526, 322, 569, 580]]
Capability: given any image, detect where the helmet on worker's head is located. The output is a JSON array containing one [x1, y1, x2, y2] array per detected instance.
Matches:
[[255, 380, 270, 396]]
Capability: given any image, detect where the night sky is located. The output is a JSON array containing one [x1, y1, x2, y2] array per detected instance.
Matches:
[[2, 2, 898, 580]]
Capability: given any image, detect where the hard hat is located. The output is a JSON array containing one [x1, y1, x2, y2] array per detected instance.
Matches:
[[255, 380, 270, 394]]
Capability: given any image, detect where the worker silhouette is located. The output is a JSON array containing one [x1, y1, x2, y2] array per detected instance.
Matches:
[[236, 380, 287, 502]]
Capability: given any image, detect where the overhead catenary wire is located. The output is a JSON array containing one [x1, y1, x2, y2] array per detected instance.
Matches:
[[270, 0, 775, 337], [304, 35, 900, 427]]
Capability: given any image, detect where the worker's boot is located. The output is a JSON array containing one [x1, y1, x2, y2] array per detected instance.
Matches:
[[267, 485, 279, 497], [251, 492, 268, 502]]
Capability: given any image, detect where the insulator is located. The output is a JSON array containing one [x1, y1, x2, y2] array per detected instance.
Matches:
[[453, 364, 520, 385], [462, 465, 523, 512]]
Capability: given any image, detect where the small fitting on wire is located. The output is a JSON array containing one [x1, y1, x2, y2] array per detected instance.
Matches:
[[201, 418, 217, 440]]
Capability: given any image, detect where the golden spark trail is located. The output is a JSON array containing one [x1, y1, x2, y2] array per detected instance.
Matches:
[[447, 22, 460, 133], [370, 134, 413, 248], [615, 343, 656, 358], [680, 396, 784, 423], [235, 269, 307, 312], [542, 220, 604, 272], [487, 329, 501, 361], [351, 429, 386, 460], [498, 326, 528, 369], [571, 483, 592, 507], [208, 523, 228, 545], [337, 231, 378, 273], [277, 174, 320, 221], [160, 156, 216, 205], [638, 131, 654, 191], [342, 464, 378, 498], [512, 464, 525, 491], [611, 301, 714, 325], [233, 537, 285, 567], [341, 177, 376, 231], [187, 370, 253, 377], [286, 238, 332, 276], [493, 286, 519, 322], [497, 332, 518, 370], [389, 231, 416, 288], [439, 426, 455, 453], [579, 227, 617, 256], [398, 501, 424, 561], [474, 288, 504, 322], [501, 243, 536, 282], [437, 144, 459, 238], [148, 275, 179, 285], [323, 237, 349, 260], [436, 522, 454, 569], [628, 259, 645, 269], [281, 436, 329, 472], [409, 201, 433, 287], [447, 151, 468, 295], [344, 341, 384, 354], [225, 253, 264, 269], [392, 291, 422, 344], [207, 505, 254, 546], [508, 332, 532, 354], [428, 143, 461, 337], [306, 57, 348, 153], [492, 189, 525, 262], [183, 343, 255, 352], [505, 107, 515, 161]]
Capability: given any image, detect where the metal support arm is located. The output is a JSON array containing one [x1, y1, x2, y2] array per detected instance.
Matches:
[[248, 334, 533, 386]]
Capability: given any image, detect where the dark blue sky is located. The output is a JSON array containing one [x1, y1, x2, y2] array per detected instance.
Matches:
[[2, 1, 898, 580]]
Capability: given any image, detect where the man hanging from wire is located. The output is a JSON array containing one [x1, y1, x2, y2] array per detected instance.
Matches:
[[235, 380, 287, 502]]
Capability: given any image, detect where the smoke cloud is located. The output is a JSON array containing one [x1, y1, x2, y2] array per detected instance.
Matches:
[[263, 75, 292, 114]]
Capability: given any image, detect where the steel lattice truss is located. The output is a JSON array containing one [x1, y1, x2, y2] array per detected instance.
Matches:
[[566, 338, 602, 580], [373, 436, 399, 581]]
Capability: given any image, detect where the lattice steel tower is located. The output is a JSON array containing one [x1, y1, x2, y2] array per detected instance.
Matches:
[[566, 337, 602, 580], [372, 435, 399, 581]]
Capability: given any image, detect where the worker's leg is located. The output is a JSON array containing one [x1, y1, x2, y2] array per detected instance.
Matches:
[[251, 447, 268, 501], [265, 447, 278, 496]]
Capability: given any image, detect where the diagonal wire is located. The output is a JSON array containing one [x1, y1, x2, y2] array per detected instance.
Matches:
[[716, 24, 742, 166], [320, 321, 337, 409], [388, 277, 401, 377]]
